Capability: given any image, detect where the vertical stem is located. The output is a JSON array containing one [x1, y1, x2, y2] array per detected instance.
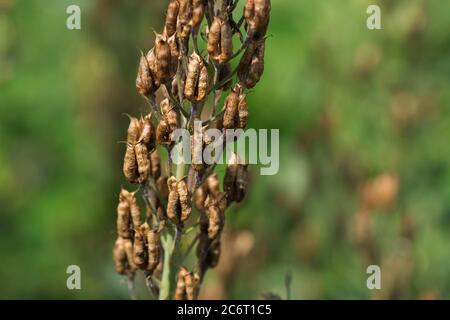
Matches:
[[158, 149, 187, 299]]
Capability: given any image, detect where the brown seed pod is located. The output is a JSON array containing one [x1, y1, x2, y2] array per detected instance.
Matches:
[[184, 53, 209, 102], [175, 266, 189, 300], [133, 224, 148, 269], [207, 173, 221, 197], [197, 64, 209, 101], [123, 117, 141, 184], [177, 177, 191, 221], [184, 52, 201, 100], [194, 183, 208, 211], [207, 17, 221, 59], [161, 98, 179, 131], [156, 119, 172, 146], [135, 143, 151, 184], [189, 0, 204, 29], [219, 18, 233, 64], [184, 271, 200, 300], [138, 115, 155, 149], [117, 190, 132, 239], [205, 194, 226, 240], [244, 0, 271, 39], [123, 238, 138, 273], [235, 164, 249, 203], [238, 38, 265, 89], [168, 34, 180, 77], [150, 149, 161, 179], [136, 52, 155, 97], [238, 91, 249, 129], [113, 237, 128, 275], [207, 16, 233, 65], [223, 153, 248, 203], [167, 176, 180, 221], [164, 0, 179, 37], [146, 228, 161, 273], [145, 49, 161, 91], [126, 190, 142, 228], [177, 0, 192, 39], [205, 238, 221, 268], [222, 89, 240, 129], [153, 33, 172, 86]]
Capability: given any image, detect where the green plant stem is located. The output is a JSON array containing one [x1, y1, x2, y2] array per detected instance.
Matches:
[[158, 156, 187, 300]]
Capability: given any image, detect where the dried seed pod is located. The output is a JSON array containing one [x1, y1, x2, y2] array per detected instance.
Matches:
[[117, 190, 132, 239], [223, 153, 248, 203], [161, 98, 179, 131], [133, 224, 148, 269], [238, 91, 249, 129], [197, 64, 209, 101], [156, 119, 172, 146], [194, 183, 208, 211], [184, 53, 208, 102], [113, 237, 128, 275], [123, 117, 141, 184], [205, 195, 225, 240], [150, 149, 161, 179], [184, 53, 201, 100], [126, 190, 142, 228], [208, 16, 233, 65], [219, 18, 233, 64], [238, 39, 265, 89], [177, 178, 191, 221], [184, 271, 200, 300], [235, 165, 249, 203], [175, 266, 189, 300], [136, 52, 155, 97], [205, 239, 221, 268], [222, 89, 240, 129], [153, 33, 171, 85], [123, 238, 138, 273], [164, 0, 179, 37], [167, 176, 180, 221], [168, 34, 180, 77], [145, 49, 160, 91], [177, 0, 192, 39], [146, 229, 161, 273], [138, 115, 155, 149], [207, 173, 221, 197], [135, 143, 151, 184], [189, 0, 204, 29], [207, 17, 222, 59], [244, 0, 271, 39]]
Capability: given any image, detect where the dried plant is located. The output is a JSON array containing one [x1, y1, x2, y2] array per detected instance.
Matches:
[[113, 0, 271, 300]]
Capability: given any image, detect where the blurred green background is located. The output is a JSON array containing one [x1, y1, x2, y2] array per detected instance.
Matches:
[[1, 0, 450, 299]]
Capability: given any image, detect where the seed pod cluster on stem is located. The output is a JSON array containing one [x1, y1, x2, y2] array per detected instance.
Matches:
[[114, 0, 270, 300]]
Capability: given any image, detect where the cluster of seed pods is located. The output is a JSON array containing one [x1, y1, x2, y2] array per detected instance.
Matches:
[[114, 0, 270, 300]]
